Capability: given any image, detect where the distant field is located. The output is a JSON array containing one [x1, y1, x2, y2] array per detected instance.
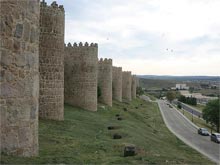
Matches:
[[140, 78, 218, 97], [140, 78, 178, 90], [196, 89, 219, 97], [1, 98, 213, 164]]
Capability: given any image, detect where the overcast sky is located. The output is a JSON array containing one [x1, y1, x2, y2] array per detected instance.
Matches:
[[46, 0, 220, 76]]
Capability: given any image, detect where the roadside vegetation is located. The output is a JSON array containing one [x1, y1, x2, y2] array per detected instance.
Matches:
[[1, 98, 213, 164], [203, 99, 220, 132], [178, 95, 197, 106], [144, 93, 157, 101]]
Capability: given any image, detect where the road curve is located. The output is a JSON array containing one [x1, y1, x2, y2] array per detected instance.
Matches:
[[156, 100, 220, 164]]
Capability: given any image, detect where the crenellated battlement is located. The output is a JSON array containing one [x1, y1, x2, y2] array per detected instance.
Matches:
[[39, 0, 65, 121], [98, 58, 112, 106], [112, 66, 122, 102], [65, 42, 98, 48], [131, 75, 137, 99], [122, 71, 132, 101], [41, 0, 65, 12], [123, 71, 132, 74], [99, 58, 112, 65], [64, 41, 98, 111], [113, 66, 122, 71]]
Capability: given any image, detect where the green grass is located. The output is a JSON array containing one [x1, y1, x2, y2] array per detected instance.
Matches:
[[1, 98, 214, 164], [144, 93, 157, 101], [196, 88, 219, 97]]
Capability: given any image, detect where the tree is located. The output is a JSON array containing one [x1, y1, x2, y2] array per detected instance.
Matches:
[[203, 99, 220, 132], [166, 91, 176, 103], [189, 87, 194, 93], [177, 102, 182, 109], [136, 87, 144, 96]]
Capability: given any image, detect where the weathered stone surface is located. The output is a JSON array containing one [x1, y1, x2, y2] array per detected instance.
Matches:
[[98, 58, 112, 106], [64, 42, 98, 111], [124, 145, 136, 157], [14, 24, 23, 38], [131, 75, 137, 99], [39, 1, 65, 120], [0, 0, 39, 156], [122, 71, 132, 101], [136, 77, 140, 87], [112, 66, 122, 102]]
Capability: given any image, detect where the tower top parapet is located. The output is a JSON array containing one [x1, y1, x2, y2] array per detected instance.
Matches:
[[65, 42, 98, 48], [41, 0, 65, 12], [99, 58, 112, 65], [123, 71, 132, 74], [113, 66, 122, 70]]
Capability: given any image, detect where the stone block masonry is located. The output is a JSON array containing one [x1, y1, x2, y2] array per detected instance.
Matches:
[[0, 0, 39, 156], [122, 71, 132, 101], [136, 77, 140, 87], [112, 67, 122, 102], [98, 58, 112, 106], [64, 42, 98, 111], [131, 75, 137, 99], [39, 1, 65, 120]]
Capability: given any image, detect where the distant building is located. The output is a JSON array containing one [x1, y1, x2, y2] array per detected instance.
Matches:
[[175, 84, 189, 90]]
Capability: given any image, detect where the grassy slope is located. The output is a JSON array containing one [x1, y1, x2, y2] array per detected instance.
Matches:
[[1, 98, 213, 164]]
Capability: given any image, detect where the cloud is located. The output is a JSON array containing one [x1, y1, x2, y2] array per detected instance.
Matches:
[[44, 0, 220, 76]]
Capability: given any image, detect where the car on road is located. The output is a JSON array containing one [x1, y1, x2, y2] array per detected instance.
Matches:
[[210, 133, 220, 143], [197, 128, 210, 136]]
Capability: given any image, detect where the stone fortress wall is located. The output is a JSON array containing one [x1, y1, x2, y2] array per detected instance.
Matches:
[[0, 0, 40, 156], [98, 58, 112, 106], [131, 75, 137, 99], [112, 67, 122, 102], [136, 77, 140, 87], [0, 0, 138, 157], [64, 42, 98, 111], [39, 1, 65, 120], [122, 71, 132, 101]]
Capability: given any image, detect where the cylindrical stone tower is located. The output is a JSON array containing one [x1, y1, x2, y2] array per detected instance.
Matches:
[[112, 67, 122, 102], [122, 71, 132, 101], [131, 75, 137, 99], [136, 77, 140, 87], [0, 0, 39, 156], [39, 1, 65, 120], [98, 58, 112, 106], [64, 42, 98, 111]]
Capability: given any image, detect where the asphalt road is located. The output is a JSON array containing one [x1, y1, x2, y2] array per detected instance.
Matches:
[[173, 100, 202, 117], [156, 100, 220, 164]]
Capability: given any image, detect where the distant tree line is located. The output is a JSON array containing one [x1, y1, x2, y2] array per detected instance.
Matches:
[[178, 95, 197, 106]]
